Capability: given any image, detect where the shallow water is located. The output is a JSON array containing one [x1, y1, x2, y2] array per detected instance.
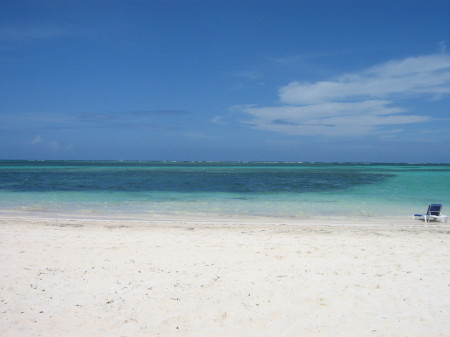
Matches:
[[0, 161, 448, 219]]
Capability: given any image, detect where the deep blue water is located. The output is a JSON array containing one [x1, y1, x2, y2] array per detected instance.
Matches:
[[0, 161, 449, 218], [0, 161, 393, 193]]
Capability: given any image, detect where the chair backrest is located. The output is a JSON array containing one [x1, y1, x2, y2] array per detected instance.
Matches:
[[427, 204, 442, 216]]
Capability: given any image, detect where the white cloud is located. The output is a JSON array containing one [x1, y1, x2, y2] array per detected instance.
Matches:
[[29, 135, 43, 145], [241, 53, 450, 136], [243, 101, 428, 136], [211, 116, 227, 125], [28, 135, 62, 151], [279, 54, 450, 105]]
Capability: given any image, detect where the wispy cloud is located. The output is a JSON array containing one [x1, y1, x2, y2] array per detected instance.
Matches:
[[0, 25, 68, 42], [233, 71, 263, 80], [184, 131, 213, 139], [1, 109, 192, 133], [29, 135, 43, 145], [76, 110, 192, 130], [27, 135, 66, 152], [240, 53, 450, 136], [268, 47, 389, 66], [280, 53, 450, 104], [131, 110, 191, 116], [211, 116, 227, 125]]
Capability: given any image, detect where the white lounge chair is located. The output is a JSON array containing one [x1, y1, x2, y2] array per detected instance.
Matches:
[[413, 204, 448, 223]]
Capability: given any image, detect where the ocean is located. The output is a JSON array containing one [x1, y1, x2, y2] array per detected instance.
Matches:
[[0, 160, 449, 220]]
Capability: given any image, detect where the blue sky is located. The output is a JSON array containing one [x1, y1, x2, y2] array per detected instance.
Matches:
[[1, 0, 449, 162]]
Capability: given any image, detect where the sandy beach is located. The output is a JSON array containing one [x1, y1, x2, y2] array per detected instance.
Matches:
[[1, 215, 449, 337]]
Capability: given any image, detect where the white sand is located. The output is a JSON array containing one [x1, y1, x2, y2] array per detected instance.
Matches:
[[1, 215, 450, 337]]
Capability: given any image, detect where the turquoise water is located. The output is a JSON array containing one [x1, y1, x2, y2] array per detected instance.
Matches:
[[0, 161, 448, 219]]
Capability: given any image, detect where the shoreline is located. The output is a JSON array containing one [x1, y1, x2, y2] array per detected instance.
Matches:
[[0, 210, 429, 227], [1, 215, 449, 336]]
